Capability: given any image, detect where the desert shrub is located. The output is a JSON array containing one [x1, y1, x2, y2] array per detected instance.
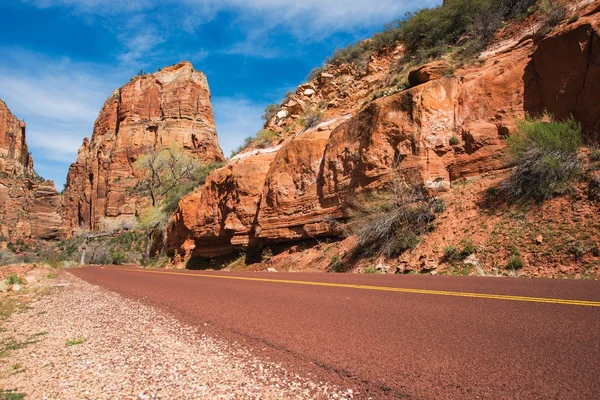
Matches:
[[301, 108, 323, 129], [460, 240, 477, 257], [254, 130, 277, 149], [262, 104, 280, 122], [399, 0, 537, 64], [0, 250, 18, 266], [349, 176, 438, 258], [589, 148, 600, 163], [363, 267, 380, 274], [261, 247, 273, 261], [443, 246, 460, 262], [5, 273, 23, 285], [230, 136, 255, 158], [449, 135, 460, 146], [330, 255, 344, 272], [432, 198, 446, 214], [506, 254, 525, 270], [501, 115, 581, 202], [567, 241, 600, 260], [537, 0, 567, 27], [307, 66, 325, 82], [328, 42, 373, 68], [146, 255, 169, 269], [589, 173, 600, 202]]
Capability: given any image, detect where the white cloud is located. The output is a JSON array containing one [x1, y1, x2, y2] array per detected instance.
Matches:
[[0, 48, 129, 189], [212, 97, 266, 158], [24, 0, 442, 39]]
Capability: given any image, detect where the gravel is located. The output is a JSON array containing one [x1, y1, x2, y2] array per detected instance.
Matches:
[[0, 271, 347, 399]]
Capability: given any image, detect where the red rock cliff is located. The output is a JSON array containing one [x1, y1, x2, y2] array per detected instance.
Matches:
[[166, 2, 600, 261], [0, 100, 63, 240], [62, 61, 225, 233]]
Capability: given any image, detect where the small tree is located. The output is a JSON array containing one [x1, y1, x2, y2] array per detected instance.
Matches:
[[132, 145, 221, 262]]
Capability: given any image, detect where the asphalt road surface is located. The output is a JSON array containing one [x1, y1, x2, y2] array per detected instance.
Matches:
[[70, 266, 600, 399]]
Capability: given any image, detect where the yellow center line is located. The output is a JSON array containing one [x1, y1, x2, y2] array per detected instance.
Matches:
[[100, 267, 600, 308]]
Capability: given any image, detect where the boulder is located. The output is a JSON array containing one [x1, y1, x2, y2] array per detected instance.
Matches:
[[408, 60, 449, 87]]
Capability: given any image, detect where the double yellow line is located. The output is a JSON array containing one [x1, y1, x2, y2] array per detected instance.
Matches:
[[102, 267, 600, 308]]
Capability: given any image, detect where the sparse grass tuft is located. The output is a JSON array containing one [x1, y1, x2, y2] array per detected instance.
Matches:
[[0, 389, 26, 400], [4, 273, 23, 286], [363, 267, 379, 274], [66, 337, 86, 347], [506, 254, 525, 270]]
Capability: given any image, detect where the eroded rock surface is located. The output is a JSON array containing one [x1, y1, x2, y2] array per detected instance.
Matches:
[[62, 61, 224, 233], [0, 100, 63, 240], [167, 6, 600, 262]]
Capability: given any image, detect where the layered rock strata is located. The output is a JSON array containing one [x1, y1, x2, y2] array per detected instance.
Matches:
[[0, 100, 63, 240], [62, 61, 224, 233], [167, 4, 600, 261]]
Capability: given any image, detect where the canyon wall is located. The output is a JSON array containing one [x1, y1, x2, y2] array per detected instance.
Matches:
[[62, 61, 224, 234], [0, 100, 63, 240], [166, 2, 600, 262]]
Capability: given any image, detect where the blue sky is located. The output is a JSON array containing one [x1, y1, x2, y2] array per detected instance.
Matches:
[[0, 0, 440, 190]]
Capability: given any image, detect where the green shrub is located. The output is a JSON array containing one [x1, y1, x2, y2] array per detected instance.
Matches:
[[432, 198, 446, 214], [230, 136, 254, 158], [589, 148, 600, 162], [443, 245, 459, 261], [400, 0, 536, 64], [5, 273, 23, 286], [460, 240, 477, 257], [363, 267, 379, 274], [506, 255, 525, 270], [501, 115, 581, 202], [261, 247, 273, 261], [330, 255, 344, 272], [262, 104, 280, 122], [254, 130, 277, 148], [0, 389, 26, 400], [449, 135, 460, 146]]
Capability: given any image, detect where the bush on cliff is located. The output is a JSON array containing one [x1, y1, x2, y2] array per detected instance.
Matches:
[[348, 174, 439, 258], [501, 114, 581, 202], [325, 0, 539, 70]]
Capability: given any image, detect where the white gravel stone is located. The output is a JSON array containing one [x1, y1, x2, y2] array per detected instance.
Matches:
[[0, 272, 347, 399]]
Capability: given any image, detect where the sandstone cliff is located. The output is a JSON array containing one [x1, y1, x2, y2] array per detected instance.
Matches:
[[166, 0, 600, 277], [62, 61, 225, 233], [0, 100, 63, 240]]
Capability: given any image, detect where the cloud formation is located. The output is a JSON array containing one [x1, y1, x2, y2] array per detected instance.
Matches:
[[0, 48, 127, 188]]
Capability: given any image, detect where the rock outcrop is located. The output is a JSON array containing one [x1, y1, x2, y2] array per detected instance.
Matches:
[[524, 14, 600, 135], [166, 3, 600, 263], [62, 61, 224, 233], [0, 100, 63, 240]]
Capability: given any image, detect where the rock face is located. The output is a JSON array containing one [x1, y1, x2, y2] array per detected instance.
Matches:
[[0, 99, 33, 177], [166, 4, 600, 262], [408, 60, 449, 87], [0, 100, 63, 240], [62, 61, 224, 233], [524, 15, 600, 135]]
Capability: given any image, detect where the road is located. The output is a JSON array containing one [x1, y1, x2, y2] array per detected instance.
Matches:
[[70, 266, 600, 399]]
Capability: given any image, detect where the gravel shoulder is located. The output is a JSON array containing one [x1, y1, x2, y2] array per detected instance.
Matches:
[[0, 269, 347, 399]]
